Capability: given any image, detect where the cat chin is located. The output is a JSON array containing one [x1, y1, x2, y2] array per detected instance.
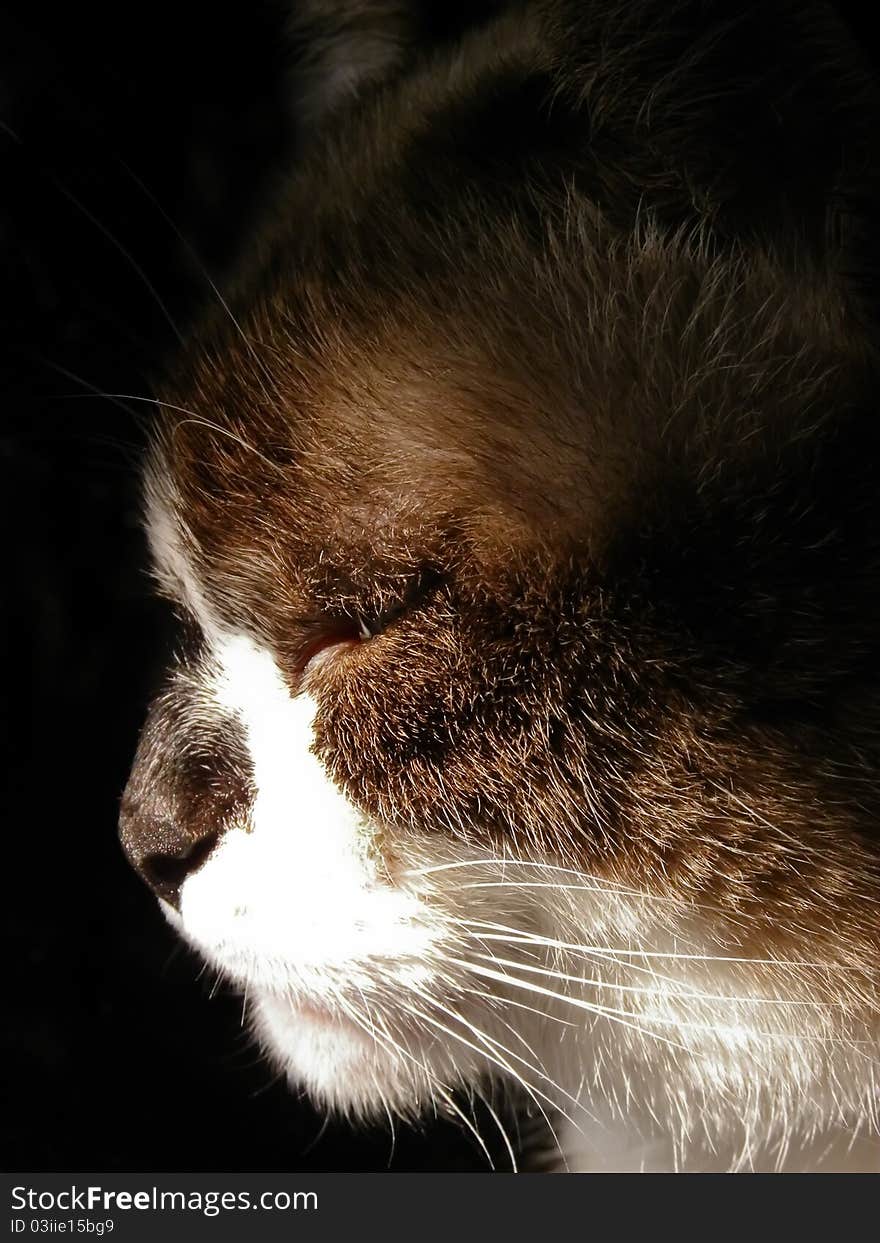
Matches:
[[248, 988, 461, 1120], [250, 990, 383, 1106]]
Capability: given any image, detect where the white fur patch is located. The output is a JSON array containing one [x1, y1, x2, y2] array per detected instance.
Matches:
[[182, 633, 435, 989], [175, 629, 444, 1099]]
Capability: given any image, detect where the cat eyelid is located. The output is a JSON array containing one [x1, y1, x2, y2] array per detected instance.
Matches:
[[349, 566, 448, 642]]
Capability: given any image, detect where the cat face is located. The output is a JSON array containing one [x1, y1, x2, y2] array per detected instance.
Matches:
[[119, 0, 880, 1169]]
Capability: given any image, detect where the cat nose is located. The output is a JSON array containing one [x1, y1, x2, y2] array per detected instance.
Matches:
[[119, 797, 220, 911]]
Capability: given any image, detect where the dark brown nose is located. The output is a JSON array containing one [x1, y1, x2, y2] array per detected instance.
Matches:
[[119, 797, 220, 910], [120, 673, 254, 909]]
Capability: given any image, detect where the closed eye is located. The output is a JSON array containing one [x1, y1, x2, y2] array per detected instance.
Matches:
[[354, 566, 447, 641], [297, 604, 401, 677], [299, 566, 447, 675], [355, 600, 408, 640]]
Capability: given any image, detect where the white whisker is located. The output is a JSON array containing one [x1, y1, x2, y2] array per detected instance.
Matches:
[[451, 957, 695, 1054], [465, 948, 843, 1010], [477, 1093, 519, 1173], [399, 995, 579, 1152], [457, 918, 841, 970]]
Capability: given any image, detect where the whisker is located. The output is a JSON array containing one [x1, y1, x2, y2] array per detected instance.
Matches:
[[52, 179, 184, 344], [170, 415, 283, 473], [30, 357, 150, 430], [470, 1007, 573, 1172], [462, 984, 579, 1028], [451, 917, 813, 998], [399, 989, 585, 1131], [457, 918, 841, 970], [331, 991, 497, 1169], [401, 996, 570, 1161], [5, 128, 185, 346], [405, 857, 642, 890], [434, 1086, 496, 1171], [380, 1095, 397, 1170], [300, 1113, 332, 1157], [476, 1092, 519, 1173], [89, 391, 282, 473], [455, 956, 874, 1052], [117, 158, 279, 398], [451, 957, 695, 1054], [464, 948, 844, 1010]]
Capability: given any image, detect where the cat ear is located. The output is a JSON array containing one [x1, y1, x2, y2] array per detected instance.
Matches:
[[283, 1, 418, 136], [282, 2, 506, 139]]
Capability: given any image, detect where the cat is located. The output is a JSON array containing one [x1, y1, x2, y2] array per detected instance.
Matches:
[[119, 0, 880, 1171]]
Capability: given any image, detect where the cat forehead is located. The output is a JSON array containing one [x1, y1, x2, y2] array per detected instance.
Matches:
[[141, 198, 853, 624], [141, 338, 600, 613]]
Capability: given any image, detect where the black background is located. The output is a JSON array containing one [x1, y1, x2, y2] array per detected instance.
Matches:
[[1, 1, 878, 1172]]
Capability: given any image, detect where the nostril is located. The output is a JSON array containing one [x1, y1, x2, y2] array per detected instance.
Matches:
[[139, 831, 220, 909]]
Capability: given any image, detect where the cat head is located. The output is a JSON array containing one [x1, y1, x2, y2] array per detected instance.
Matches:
[[119, 0, 880, 1165]]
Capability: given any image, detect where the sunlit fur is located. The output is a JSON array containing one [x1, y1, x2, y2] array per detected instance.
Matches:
[[121, 0, 880, 1172]]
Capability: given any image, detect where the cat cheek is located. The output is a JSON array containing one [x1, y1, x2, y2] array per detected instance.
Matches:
[[171, 632, 436, 989]]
